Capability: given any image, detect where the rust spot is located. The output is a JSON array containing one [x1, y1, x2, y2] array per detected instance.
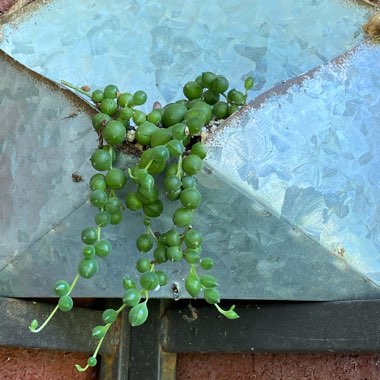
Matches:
[[363, 13, 380, 41], [333, 247, 346, 258], [71, 172, 83, 183]]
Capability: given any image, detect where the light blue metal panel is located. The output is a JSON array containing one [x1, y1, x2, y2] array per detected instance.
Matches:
[[1, 1, 379, 299], [207, 43, 380, 286], [0, 52, 97, 272], [0, 0, 370, 104], [1, 50, 380, 299]]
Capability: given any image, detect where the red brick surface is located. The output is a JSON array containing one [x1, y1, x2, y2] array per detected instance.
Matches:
[[177, 353, 380, 380], [0, 347, 98, 380]]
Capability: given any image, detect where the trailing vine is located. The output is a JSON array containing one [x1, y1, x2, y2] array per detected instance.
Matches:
[[29, 72, 254, 371]]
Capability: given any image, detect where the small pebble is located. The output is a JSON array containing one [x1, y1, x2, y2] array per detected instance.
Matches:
[[127, 130, 136, 142], [135, 143, 144, 151], [153, 101, 162, 109]]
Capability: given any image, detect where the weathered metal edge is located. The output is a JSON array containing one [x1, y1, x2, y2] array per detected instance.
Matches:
[[0, 0, 51, 26], [0, 48, 97, 115]]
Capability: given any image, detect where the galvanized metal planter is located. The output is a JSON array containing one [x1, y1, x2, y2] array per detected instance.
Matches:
[[0, 0, 379, 301]]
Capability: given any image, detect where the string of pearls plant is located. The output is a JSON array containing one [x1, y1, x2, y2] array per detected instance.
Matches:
[[29, 72, 254, 371]]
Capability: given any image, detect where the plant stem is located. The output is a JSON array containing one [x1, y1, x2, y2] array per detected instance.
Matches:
[[176, 155, 183, 178], [144, 159, 154, 171], [116, 303, 127, 314], [147, 226, 158, 243], [128, 167, 136, 179], [109, 146, 113, 169], [221, 92, 228, 102], [215, 303, 224, 314], [30, 274, 80, 333], [76, 303, 127, 372], [30, 304, 59, 333], [68, 273, 80, 294], [61, 80, 92, 98]]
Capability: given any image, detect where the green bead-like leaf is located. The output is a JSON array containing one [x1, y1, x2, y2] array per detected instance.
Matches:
[[156, 271, 168, 286], [102, 309, 118, 324], [200, 257, 214, 270], [129, 302, 149, 327], [223, 310, 240, 320], [123, 288, 141, 307], [94, 239, 112, 258], [87, 356, 98, 367], [29, 319, 38, 332], [244, 76, 254, 91], [122, 276, 137, 290], [200, 275, 218, 288], [204, 288, 220, 304], [58, 295, 74, 312], [78, 258, 98, 279], [54, 280, 70, 297], [92, 325, 107, 340], [185, 270, 201, 298], [140, 271, 159, 291]]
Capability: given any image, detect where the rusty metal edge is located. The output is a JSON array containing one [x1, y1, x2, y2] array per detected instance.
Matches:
[[0, 0, 52, 26], [0, 48, 97, 116], [358, 0, 380, 8]]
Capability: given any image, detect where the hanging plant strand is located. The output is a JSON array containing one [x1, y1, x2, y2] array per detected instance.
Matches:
[[29, 72, 254, 371]]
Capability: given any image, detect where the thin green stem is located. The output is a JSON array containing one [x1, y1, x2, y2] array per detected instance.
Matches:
[[30, 304, 59, 333], [76, 364, 89, 372], [147, 226, 158, 243], [75, 325, 111, 372], [116, 303, 127, 315], [176, 155, 183, 178], [221, 92, 228, 102], [76, 303, 127, 372], [97, 226, 101, 242], [215, 303, 223, 313], [61, 80, 92, 98], [93, 324, 111, 357], [190, 264, 198, 277], [109, 146, 113, 169], [30, 274, 80, 333], [143, 215, 151, 227], [128, 167, 136, 180], [144, 159, 154, 171], [68, 273, 80, 294]]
